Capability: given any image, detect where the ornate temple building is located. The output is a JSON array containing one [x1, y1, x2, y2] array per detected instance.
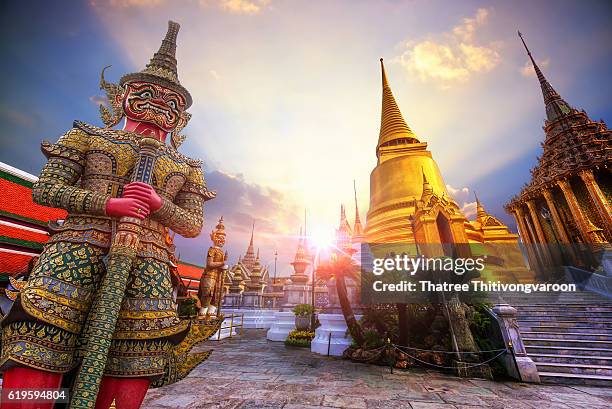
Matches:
[[364, 60, 520, 247], [505, 33, 611, 273], [223, 224, 270, 307]]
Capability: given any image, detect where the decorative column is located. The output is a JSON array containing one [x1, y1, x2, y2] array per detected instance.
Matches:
[[542, 189, 571, 244], [579, 169, 612, 239], [515, 206, 544, 276], [525, 200, 548, 244], [557, 179, 591, 242], [513, 208, 532, 244], [526, 200, 555, 273]]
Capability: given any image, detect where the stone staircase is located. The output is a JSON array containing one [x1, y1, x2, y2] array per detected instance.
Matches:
[[506, 291, 612, 386]]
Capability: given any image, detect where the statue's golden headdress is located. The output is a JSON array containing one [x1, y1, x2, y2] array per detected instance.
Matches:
[[98, 21, 192, 148], [210, 217, 226, 241]]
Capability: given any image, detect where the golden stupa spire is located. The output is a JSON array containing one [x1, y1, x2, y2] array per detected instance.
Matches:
[[377, 58, 419, 153], [421, 167, 433, 199], [353, 180, 363, 236], [474, 191, 487, 220]]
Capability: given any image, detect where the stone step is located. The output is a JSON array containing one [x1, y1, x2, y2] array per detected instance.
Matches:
[[515, 303, 612, 308], [522, 331, 612, 341], [511, 300, 609, 304], [517, 310, 612, 318], [525, 345, 612, 357], [534, 362, 612, 377], [506, 294, 609, 301], [538, 371, 612, 387], [518, 315, 610, 322], [520, 325, 612, 335], [529, 353, 612, 366], [523, 338, 612, 348], [517, 306, 612, 313], [518, 320, 611, 329]]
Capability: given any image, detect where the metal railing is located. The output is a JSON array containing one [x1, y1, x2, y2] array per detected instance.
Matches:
[[211, 313, 244, 341]]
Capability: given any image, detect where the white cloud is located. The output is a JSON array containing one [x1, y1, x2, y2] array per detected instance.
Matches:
[[218, 0, 270, 14], [447, 184, 477, 219], [520, 58, 550, 77], [209, 69, 220, 80], [398, 8, 500, 86], [89, 95, 109, 106]]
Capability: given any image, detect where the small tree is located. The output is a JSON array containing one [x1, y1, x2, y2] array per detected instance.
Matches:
[[317, 253, 364, 346]]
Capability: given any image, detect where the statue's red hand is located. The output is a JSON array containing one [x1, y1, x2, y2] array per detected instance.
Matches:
[[123, 182, 163, 212], [105, 197, 150, 220]]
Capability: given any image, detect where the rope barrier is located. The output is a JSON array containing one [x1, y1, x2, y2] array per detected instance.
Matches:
[[346, 342, 508, 370], [391, 345, 508, 370], [391, 344, 507, 355]]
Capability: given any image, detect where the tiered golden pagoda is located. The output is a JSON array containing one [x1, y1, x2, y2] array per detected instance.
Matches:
[[245, 249, 265, 292], [289, 228, 311, 284], [365, 59, 453, 243], [505, 32, 611, 274], [242, 223, 258, 271], [364, 59, 519, 247], [362, 59, 530, 281]]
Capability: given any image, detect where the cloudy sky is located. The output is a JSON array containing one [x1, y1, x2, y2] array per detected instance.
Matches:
[[1, 0, 611, 275]]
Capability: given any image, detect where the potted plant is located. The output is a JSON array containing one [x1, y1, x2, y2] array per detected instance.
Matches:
[[293, 303, 314, 331]]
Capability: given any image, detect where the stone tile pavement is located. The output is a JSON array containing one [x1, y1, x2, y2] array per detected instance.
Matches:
[[143, 330, 612, 409]]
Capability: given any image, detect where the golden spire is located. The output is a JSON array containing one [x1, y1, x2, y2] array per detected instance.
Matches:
[[474, 192, 487, 220], [353, 180, 363, 237], [421, 167, 433, 199], [377, 58, 419, 153]]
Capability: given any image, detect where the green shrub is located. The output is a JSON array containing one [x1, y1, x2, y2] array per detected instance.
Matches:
[[293, 304, 314, 317], [285, 337, 311, 348]]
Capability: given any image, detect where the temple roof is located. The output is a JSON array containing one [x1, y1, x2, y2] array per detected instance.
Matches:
[[505, 34, 611, 208], [377, 58, 420, 154]]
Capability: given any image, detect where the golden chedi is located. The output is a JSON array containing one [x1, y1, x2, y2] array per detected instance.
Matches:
[[365, 59, 450, 243], [363, 59, 532, 282]]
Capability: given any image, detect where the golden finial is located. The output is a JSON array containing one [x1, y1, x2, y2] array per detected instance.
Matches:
[[377, 58, 419, 153]]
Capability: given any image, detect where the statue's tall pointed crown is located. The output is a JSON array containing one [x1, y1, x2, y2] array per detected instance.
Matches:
[[518, 31, 572, 122], [377, 58, 419, 153], [120, 21, 192, 107]]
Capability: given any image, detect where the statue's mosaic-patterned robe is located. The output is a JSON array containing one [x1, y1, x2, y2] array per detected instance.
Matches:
[[0, 121, 211, 379]]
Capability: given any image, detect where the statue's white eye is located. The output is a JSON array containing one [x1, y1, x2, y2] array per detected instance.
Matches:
[[168, 100, 176, 109], [141, 91, 152, 99]]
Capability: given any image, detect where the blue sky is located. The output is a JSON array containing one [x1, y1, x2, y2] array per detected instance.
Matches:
[[1, 0, 611, 274]]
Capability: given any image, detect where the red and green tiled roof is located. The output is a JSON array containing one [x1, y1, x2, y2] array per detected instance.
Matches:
[[0, 169, 66, 224], [0, 251, 37, 275]]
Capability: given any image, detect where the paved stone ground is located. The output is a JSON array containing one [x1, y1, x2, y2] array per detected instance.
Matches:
[[143, 330, 612, 409]]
